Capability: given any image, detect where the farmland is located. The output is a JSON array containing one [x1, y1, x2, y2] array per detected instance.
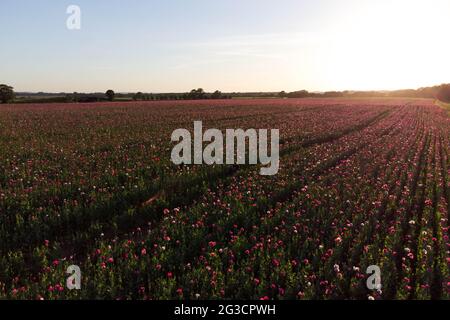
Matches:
[[0, 98, 449, 300]]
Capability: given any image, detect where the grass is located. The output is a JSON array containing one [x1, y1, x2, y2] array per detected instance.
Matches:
[[435, 99, 450, 115]]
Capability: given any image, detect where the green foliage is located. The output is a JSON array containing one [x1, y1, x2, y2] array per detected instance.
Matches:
[[0, 84, 15, 103], [105, 90, 115, 101], [436, 84, 450, 102]]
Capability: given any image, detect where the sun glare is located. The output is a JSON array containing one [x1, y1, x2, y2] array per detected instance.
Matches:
[[315, 0, 450, 91]]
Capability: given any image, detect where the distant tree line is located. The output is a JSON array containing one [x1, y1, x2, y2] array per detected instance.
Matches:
[[3, 84, 450, 104], [282, 84, 450, 102], [4, 88, 233, 104], [281, 90, 345, 98], [100, 88, 232, 102]]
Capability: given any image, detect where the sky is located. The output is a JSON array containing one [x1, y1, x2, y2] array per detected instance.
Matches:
[[1, 0, 450, 93]]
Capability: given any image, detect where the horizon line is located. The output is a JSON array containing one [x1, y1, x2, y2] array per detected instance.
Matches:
[[10, 82, 450, 95]]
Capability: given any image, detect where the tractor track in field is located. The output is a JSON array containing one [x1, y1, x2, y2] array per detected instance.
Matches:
[[339, 120, 425, 298], [408, 134, 436, 299], [392, 130, 432, 298], [280, 109, 391, 155], [438, 136, 450, 220]]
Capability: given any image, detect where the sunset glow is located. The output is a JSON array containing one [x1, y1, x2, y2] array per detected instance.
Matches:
[[1, 0, 449, 92]]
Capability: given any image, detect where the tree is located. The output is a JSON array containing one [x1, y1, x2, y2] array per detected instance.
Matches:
[[287, 90, 309, 98], [0, 84, 15, 103], [436, 84, 450, 102], [105, 89, 115, 101], [188, 88, 206, 100], [211, 90, 222, 99], [278, 91, 287, 98], [196, 88, 205, 99], [133, 92, 143, 101]]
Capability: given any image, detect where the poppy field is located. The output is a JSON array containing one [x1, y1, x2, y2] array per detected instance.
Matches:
[[0, 98, 449, 300]]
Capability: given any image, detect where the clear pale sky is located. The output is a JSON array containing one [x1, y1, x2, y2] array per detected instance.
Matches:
[[1, 0, 449, 93]]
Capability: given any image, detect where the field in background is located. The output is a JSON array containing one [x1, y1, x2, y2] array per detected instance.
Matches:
[[0, 98, 449, 300]]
